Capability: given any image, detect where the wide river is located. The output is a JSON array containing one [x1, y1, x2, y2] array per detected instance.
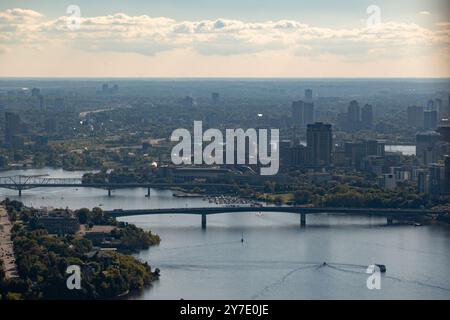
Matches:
[[0, 168, 449, 300]]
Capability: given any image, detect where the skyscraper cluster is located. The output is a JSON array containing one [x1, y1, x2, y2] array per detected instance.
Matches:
[[337, 100, 373, 132]]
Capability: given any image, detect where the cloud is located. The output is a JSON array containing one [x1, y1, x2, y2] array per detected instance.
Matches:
[[419, 11, 431, 15], [0, 7, 448, 61]]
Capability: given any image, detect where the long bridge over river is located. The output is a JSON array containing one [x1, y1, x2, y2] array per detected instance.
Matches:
[[0, 175, 254, 196], [105, 206, 446, 229]]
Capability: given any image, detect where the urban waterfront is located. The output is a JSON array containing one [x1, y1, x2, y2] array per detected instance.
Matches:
[[1, 168, 449, 300]]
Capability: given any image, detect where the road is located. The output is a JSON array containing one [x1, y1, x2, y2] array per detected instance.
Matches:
[[0, 206, 18, 279]]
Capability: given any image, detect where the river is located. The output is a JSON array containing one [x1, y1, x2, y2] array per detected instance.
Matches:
[[0, 167, 448, 300]]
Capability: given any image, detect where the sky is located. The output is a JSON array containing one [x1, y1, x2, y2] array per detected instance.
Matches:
[[0, 0, 449, 77]]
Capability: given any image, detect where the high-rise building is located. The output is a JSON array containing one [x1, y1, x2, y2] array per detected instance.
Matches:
[[361, 104, 373, 130], [292, 100, 314, 128], [423, 110, 438, 130], [427, 99, 435, 111], [407, 106, 424, 127], [306, 122, 332, 167], [347, 100, 360, 131], [416, 132, 440, 165]]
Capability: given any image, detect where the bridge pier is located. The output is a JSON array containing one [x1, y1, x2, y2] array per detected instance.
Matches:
[[18, 189, 22, 197], [387, 217, 393, 225], [146, 188, 151, 198], [108, 188, 111, 197], [201, 214, 207, 230], [300, 213, 306, 227]]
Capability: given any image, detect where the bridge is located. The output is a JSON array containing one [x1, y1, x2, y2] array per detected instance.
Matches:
[[105, 206, 446, 229], [0, 175, 251, 197]]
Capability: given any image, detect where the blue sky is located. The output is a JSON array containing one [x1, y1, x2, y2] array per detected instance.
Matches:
[[1, 0, 448, 26], [0, 0, 448, 77]]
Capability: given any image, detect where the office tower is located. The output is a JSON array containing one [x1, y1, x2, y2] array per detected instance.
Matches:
[[416, 132, 440, 165], [364, 140, 384, 157], [361, 104, 373, 130], [292, 100, 314, 128], [344, 142, 365, 169], [306, 122, 332, 167], [4, 112, 21, 147], [423, 110, 438, 130], [211, 92, 220, 104], [102, 83, 108, 92], [305, 89, 313, 101], [31, 88, 40, 97], [427, 99, 435, 111], [347, 100, 360, 131], [407, 106, 424, 127]]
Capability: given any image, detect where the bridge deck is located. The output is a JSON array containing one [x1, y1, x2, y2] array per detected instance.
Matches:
[[106, 206, 445, 217]]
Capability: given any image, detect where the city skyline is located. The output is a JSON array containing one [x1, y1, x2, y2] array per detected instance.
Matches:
[[0, 0, 449, 78]]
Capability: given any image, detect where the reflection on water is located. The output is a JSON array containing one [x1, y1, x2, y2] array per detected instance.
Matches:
[[1, 167, 449, 299]]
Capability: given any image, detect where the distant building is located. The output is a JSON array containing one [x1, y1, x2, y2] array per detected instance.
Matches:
[[292, 100, 314, 128], [407, 106, 424, 128], [306, 122, 332, 167], [361, 104, 373, 130], [280, 140, 307, 167], [416, 132, 440, 165], [347, 100, 360, 131], [423, 110, 438, 130], [37, 209, 80, 235]]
